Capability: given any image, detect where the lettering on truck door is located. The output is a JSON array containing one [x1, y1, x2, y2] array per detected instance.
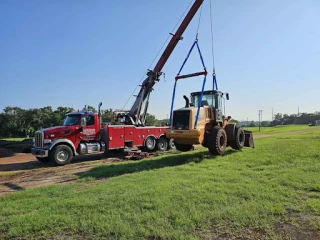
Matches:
[[82, 115, 97, 141]]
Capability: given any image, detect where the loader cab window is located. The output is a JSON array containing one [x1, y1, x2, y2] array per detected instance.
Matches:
[[191, 93, 215, 109], [85, 115, 95, 126]]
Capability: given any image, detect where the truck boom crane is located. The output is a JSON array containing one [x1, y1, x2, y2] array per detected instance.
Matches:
[[126, 0, 204, 126]]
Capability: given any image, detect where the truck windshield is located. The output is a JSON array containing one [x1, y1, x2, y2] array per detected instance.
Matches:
[[63, 115, 80, 126]]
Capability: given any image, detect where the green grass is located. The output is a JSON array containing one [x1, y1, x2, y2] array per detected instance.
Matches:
[[0, 131, 320, 239], [245, 124, 315, 135], [0, 138, 26, 141]]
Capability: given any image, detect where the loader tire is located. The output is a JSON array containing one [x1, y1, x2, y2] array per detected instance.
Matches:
[[208, 126, 227, 155], [230, 126, 245, 150], [174, 142, 193, 152], [167, 138, 175, 150]]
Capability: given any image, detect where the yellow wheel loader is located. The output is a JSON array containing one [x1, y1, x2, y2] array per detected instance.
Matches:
[[165, 90, 254, 155], [165, 36, 254, 155]]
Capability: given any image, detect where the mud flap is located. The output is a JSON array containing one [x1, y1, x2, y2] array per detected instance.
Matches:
[[244, 130, 254, 148]]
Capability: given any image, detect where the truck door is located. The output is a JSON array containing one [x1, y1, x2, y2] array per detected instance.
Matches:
[[82, 115, 97, 141]]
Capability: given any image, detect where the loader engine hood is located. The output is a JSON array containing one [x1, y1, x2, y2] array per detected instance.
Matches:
[[41, 126, 76, 139]]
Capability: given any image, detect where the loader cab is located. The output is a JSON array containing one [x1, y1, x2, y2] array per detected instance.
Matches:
[[190, 90, 228, 122]]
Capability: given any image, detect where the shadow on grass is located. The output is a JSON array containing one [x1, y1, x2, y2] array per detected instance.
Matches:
[[77, 150, 235, 179]]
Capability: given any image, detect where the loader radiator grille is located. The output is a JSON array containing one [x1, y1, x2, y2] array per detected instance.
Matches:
[[35, 131, 44, 148]]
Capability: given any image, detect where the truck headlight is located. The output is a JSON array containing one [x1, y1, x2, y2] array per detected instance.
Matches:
[[44, 139, 52, 144]]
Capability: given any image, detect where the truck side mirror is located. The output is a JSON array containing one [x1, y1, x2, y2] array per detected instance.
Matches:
[[226, 93, 229, 100], [80, 117, 87, 127]]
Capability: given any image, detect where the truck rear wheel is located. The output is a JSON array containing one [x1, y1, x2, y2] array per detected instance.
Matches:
[[156, 137, 168, 151], [144, 136, 156, 152], [208, 126, 227, 155], [174, 142, 193, 152], [50, 145, 73, 166], [230, 126, 245, 150]]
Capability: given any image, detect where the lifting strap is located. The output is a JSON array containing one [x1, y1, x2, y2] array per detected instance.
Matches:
[[169, 39, 207, 129]]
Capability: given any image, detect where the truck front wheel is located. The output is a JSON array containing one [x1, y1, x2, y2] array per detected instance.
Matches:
[[50, 145, 73, 166]]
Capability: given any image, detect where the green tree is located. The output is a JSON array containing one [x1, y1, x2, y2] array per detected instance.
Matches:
[[249, 121, 256, 127], [145, 113, 156, 126]]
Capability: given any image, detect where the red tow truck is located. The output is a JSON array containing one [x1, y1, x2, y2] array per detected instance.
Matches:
[[31, 0, 204, 165]]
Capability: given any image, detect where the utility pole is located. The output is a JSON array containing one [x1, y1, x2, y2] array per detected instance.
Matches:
[[258, 110, 262, 131], [272, 108, 273, 121], [298, 106, 300, 117], [247, 117, 248, 129]]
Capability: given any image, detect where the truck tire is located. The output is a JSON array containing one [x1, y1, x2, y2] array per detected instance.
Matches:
[[144, 136, 156, 152], [230, 126, 245, 150], [167, 138, 175, 150], [156, 137, 168, 151], [208, 126, 227, 155], [36, 157, 50, 163], [49, 145, 73, 166], [174, 142, 193, 152]]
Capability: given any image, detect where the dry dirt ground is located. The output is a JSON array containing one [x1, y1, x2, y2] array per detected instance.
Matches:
[[0, 129, 317, 196]]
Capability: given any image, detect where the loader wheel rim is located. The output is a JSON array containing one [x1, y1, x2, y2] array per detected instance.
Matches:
[[57, 149, 69, 162], [219, 135, 225, 147], [239, 132, 244, 143]]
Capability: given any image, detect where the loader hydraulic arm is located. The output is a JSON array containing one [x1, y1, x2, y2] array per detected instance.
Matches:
[[128, 0, 204, 125]]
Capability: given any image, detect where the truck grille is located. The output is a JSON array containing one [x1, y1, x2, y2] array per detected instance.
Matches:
[[35, 131, 44, 148]]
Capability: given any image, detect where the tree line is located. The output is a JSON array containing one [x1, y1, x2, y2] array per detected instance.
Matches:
[[0, 106, 168, 138], [239, 111, 320, 127]]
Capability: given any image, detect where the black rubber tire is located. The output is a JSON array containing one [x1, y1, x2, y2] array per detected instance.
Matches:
[[208, 126, 227, 155], [49, 145, 73, 166], [144, 136, 156, 152], [230, 126, 245, 150], [174, 142, 193, 152], [156, 137, 168, 151], [36, 157, 50, 163], [167, 138, 175, 150]]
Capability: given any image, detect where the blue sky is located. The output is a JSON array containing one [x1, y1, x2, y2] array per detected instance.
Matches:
[[0, 0, 319, 121]]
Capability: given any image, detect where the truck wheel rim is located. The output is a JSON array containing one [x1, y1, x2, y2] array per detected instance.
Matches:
[[146, 138, 154, 148], [57, 150, 69, 162]]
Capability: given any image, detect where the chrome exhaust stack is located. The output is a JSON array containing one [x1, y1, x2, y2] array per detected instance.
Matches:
[[98, 102, 102, 130]]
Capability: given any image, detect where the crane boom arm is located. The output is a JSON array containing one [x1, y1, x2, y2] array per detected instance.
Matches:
[[128, 0, 204, 123]]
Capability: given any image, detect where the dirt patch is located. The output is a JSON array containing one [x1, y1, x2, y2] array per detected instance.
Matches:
[[0, 153, 124, 196], [274, 210, 320, 240], [0, 139, 32, 158]]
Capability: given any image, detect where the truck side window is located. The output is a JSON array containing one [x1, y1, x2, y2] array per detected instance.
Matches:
[[86, 115, 95, 126]]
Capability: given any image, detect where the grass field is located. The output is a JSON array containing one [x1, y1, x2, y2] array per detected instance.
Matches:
[[0, 138, 26, 141], [0, 129, 320, 239], [245, 124, 313, 135]]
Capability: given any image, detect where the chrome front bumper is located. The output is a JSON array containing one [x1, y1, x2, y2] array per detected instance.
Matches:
[[31, 148, 49, 158]]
